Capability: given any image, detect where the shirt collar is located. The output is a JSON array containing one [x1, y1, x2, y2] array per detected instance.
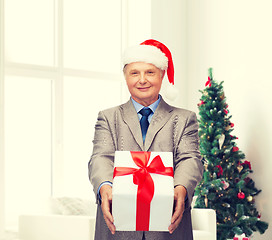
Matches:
[[131, 95, 161, 113]]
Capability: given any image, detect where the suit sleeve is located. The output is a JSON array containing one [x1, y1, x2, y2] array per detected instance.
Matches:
[[88, 110, 116, 203], [173, 111, 204, 207]]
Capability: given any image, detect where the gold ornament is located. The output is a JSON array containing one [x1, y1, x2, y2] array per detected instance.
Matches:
[[220, 93, 225, 100], [204, 91, 208, 96], [237, 165, 243, 173], [247, 196, 253, 202]]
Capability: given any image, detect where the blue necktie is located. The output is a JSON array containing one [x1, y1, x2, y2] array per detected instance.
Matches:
[[139, 107, 152, 142]]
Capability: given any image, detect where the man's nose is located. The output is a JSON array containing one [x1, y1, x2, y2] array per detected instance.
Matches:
[[139, 73, 147, 84]]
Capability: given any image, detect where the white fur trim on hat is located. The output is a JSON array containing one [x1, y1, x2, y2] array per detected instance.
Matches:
[[122, 45, 168, 70], [165, 83, 179, 101]]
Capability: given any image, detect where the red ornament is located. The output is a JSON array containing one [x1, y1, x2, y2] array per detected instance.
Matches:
[[216, 165, 223, 177], [244, 177, 251, 184], [230, 123, 234, 127], [232, 146, 239, 152], [237, 192, 245, 199], [224, 109, 228, 114], [197, 100, 205, 106], [205, 76, 212, 87], [242, 161, 252, 170]]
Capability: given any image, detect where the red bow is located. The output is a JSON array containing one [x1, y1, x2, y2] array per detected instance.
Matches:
[[113, 151, 174, 231]]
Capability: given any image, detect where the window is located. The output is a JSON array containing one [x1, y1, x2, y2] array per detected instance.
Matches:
[[2, 0, 125, 230], [1, 0, 152, 232], [4, 76, 52, 227]]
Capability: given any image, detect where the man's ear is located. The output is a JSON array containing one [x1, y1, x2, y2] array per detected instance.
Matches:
[[123, 64, 127, 74]]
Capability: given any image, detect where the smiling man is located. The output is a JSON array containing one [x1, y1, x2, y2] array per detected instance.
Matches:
[[124, 62, 164, 107], [88, 39, 203, 240]]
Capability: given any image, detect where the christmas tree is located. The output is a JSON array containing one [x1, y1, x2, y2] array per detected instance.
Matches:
[[194, 68, 268, 240]]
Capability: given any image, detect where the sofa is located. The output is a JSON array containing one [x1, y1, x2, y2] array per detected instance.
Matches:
[[18, 198, 216, 240]]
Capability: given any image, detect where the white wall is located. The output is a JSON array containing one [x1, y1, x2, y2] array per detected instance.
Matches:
[[187, 1, 272, 239]]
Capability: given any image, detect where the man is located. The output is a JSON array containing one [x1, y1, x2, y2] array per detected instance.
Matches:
[[88, 39, 203, 240]]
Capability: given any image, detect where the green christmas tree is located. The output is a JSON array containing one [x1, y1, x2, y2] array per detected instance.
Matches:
[[194, 68, 268, 240]]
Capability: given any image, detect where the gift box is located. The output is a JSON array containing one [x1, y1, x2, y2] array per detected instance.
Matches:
[[233, 233, 250, 240], [112, 151, 174, 231]]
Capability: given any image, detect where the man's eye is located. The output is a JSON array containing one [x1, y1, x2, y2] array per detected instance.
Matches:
[[131, 72, 138, 75], [147, 71, 154, 75]]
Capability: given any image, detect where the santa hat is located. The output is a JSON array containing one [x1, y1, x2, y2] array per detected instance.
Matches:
[[122, 39, 175, 85]]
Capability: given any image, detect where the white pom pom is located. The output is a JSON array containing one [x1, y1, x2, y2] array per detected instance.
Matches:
[[165, 84, 179, 101]]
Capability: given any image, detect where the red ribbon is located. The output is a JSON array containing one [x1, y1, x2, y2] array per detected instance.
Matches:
[[205, 76, 212, 87], [113, 151, 174, 231]]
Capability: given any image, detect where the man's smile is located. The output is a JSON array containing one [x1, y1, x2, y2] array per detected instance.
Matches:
[[137, 86, 151, 91]]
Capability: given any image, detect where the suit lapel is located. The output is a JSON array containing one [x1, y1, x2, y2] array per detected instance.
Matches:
[[144, 98, 174, 151], [120, 100, 144, 150], [120, 98, 174, 151]]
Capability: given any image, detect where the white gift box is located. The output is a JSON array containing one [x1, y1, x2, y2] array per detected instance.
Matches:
[[112, 151, 174, 231], [233, 233, 250, 240]]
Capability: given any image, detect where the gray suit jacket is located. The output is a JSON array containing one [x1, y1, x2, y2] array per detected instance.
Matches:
[[88, 98, 203, 240]]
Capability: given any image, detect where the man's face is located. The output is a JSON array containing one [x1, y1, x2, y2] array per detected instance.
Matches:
[[124, 62, 165, 106]]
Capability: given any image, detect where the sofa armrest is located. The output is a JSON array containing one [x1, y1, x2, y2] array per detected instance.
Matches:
[[191, 208, 216, 240], [19, 215, 95, 240]]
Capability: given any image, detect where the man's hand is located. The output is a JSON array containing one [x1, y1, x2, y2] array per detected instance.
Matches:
[[100, 184, 116, 234], [168, 185, 187, 234]]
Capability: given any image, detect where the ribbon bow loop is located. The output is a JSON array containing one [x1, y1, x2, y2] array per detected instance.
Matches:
[[147, 155, 167, 173]]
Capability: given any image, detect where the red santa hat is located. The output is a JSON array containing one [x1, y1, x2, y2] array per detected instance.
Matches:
[[122, 39, 175, 85]]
